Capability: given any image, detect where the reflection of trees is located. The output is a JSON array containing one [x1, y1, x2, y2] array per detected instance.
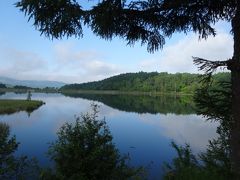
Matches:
[[62, 93, 195, 115]]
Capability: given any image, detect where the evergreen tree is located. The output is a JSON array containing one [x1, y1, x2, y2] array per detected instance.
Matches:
[[16, 0, 240, 175], [164, 77, 234, 179]]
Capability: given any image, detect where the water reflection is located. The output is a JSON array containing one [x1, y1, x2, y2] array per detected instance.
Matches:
[[137, 113, 218, 152], [0, 92, 217, 179], [62, 93, 195, 115]]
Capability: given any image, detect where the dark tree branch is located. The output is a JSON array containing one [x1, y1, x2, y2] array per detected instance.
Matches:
[[16, 0, 236, 53], [193, 57, 230, 83]]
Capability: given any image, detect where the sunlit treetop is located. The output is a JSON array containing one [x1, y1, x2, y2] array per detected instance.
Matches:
[[16, 0, 236, 52]]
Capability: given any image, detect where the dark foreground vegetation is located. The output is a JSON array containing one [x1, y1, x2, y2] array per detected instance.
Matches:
[[0, 99, 44, 115], [0, 104, 145, 180], [163, 77, 234, 179], [0, 123, 39, 179]]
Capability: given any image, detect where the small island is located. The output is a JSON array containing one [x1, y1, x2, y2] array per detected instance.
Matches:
[[0, 99, 44, 115]]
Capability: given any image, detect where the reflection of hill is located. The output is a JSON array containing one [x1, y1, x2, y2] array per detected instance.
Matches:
[[62, 93, 196, 115]]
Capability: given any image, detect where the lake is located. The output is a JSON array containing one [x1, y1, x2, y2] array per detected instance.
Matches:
[[0, 92, 218, 179]]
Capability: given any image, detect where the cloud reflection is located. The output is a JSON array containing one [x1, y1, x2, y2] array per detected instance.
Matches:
[[138, 113, 218, 152]]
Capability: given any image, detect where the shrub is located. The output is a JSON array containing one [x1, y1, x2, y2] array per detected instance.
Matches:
[[45, 104, 144, 180]]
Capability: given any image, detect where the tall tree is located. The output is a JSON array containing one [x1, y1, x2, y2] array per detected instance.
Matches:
[[16, 0, 239, 176]]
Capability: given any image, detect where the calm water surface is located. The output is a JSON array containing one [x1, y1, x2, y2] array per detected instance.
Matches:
[[0, 92, 218, 179]]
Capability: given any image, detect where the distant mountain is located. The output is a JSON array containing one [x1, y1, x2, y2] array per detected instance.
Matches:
[[61, 72, 230, 94], [0, 76, 66, 89]]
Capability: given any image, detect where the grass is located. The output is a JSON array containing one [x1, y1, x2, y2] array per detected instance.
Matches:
[[0, 99, 44, 115]]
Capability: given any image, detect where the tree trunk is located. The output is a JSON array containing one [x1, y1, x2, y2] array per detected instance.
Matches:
[[231, 3, 240, 178]]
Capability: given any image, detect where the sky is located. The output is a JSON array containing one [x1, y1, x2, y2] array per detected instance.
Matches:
[[0, 1, 234, 84]]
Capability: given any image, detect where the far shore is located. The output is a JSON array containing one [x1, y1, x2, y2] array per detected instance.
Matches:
[[0, 88, 59, 93], [60, 89, 194, 96], [0, 88, 194, 96]]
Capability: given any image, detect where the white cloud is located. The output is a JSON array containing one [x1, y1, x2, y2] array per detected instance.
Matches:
[[51, 42, 121, 83], [84, 60, 118, 75], [0, 48, 47, 79], [138, 32, 233, 73], [0, 43, 121, 83]]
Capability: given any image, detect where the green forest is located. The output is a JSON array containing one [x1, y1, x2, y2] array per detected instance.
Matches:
[[61, 72, 230, 94]]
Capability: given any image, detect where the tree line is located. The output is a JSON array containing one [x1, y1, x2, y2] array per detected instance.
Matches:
[[0, 84, 59, 93], [61, 72, 230, 94]]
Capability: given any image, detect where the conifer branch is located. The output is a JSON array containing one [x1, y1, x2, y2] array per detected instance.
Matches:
[[193, 57, 229, 83]]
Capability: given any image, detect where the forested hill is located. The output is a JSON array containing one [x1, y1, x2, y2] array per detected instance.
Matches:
[[61, 72, 230, 94]]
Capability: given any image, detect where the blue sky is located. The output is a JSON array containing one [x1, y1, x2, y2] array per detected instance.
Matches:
[[0, 1, 233, 83]]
